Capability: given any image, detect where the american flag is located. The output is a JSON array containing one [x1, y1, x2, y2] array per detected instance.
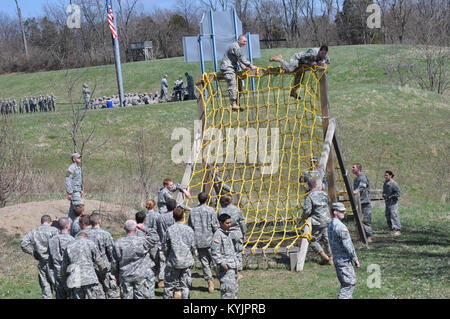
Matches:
[[107, 5, 118, 40]]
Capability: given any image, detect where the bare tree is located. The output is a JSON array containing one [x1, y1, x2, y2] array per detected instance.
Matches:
[[125, 128, 156, 203], [0, 116, 34, 207]]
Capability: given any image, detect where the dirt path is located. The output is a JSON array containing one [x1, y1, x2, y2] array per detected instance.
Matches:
[[0, 199, 137, 237]]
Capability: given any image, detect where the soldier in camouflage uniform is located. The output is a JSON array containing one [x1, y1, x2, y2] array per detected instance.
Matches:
[[65, 152, 84, 221], [270, 45, 330, 100], [352, 163, 373, 242], [383, 170, 402, 236], [51, 93, 56, 111], [21, 215, 59, 299], [162, 207, 196, 299], [81, 212, 120, 299], [70, 204, 85, 237], [217, 195, 246, 275], [82, 84, 91, 109], [188, 192, 220, 293], [328, 202, 360, 299], [135, 210, 160, 263], [300, 178, 333, 265], [157, 178, 191, 213], [61, 232, 107, 299], [113, 220, 158, 299], [299, 156, 328, 191], [144, 200, 163, 283], [12, 98, 17, 113], [220, 35, 257, 111], [23, 96, 29, 113], [211, 213, 239, 299], [48, 217, 74, 299], [156, 198, 177, 288]]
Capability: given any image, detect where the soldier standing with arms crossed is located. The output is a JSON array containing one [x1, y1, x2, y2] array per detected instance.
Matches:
[[217, 195, 246, 279], [66, 153, 84, 221], [328, 202, 360, 299], [211, 213, 239, 299]]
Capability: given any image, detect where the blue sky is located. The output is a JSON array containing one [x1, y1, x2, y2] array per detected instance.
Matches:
[[1, 0, 178, 19]]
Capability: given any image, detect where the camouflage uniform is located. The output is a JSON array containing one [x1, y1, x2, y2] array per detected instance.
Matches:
[[24, 97, 29, 113], [65, 162, 83, 221], [21, 224, 59, 299], [353, 173, 373, 237], [217, 204, 246, 270], [113, 233, 158, 299], [48, 232, 75, 299], [279, 48, 330, 99], [82, 84, 91, 109], [61, 236, 107, 299], [328, 216, 359, 299], [211, 227, 239, 299], [70, 218, 81, 237], [301, 189, 331, 256], [157, 184, 188, 213], [156, 210, 175, 283], [188, 203, 220, 281], [383, 179, 402, 231], [162, 222, 195, 299], [144, 210, 163, 278], [220, 41, 253, 102], [81, 227, 120, 299]]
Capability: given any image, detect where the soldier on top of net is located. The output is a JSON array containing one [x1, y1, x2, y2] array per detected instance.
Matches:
[[269, 45, 330, 100], [220, 34, 258, 112]]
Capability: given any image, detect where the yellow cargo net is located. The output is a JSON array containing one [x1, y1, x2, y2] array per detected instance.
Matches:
[[185, 65, 350, 254]]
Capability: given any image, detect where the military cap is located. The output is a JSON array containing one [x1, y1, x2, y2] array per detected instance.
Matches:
[[71, 152, 82, 159], [332, 202, 346, 212]]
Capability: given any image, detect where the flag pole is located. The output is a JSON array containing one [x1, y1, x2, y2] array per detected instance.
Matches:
[[106, 0, 125, 106]]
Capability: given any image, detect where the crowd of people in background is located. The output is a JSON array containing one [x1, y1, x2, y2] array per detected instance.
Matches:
[[0, 94, 56, 115]]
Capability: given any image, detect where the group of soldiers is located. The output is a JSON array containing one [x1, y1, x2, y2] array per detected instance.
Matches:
[[300, 162, 402, 299], [0, 94, 56, 115], [87, 92, 160, 109], [22, 155, 245, 299]]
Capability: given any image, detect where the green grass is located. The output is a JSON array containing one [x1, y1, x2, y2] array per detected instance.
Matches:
[[0, 44, 449, 298], [2, 202, 448, 299]]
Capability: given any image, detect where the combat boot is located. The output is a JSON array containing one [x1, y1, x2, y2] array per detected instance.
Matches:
[[290, 90, 299, 100], [174, 290, 182, 299], [319, 251, 331, 265], [269, 54, 283, 62], [208, 280, 214, 294]]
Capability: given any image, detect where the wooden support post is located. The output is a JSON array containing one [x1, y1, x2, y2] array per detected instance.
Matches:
[[176, 78, 209, 205], [296, 217, 312, 271], [319, 70, 337, 207], [332, 133, 368, 245], [294, 118, 336, 272]]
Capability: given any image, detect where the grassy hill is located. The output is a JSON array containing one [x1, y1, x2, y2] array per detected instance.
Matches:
[[0, 45, 449, 299], [0, 44, 448, 205]]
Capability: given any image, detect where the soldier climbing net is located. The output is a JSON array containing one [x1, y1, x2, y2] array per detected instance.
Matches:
[[185, 65, 352, 255]]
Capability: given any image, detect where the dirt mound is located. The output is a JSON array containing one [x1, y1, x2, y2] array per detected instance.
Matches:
[[0, 199, 138, 237]]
